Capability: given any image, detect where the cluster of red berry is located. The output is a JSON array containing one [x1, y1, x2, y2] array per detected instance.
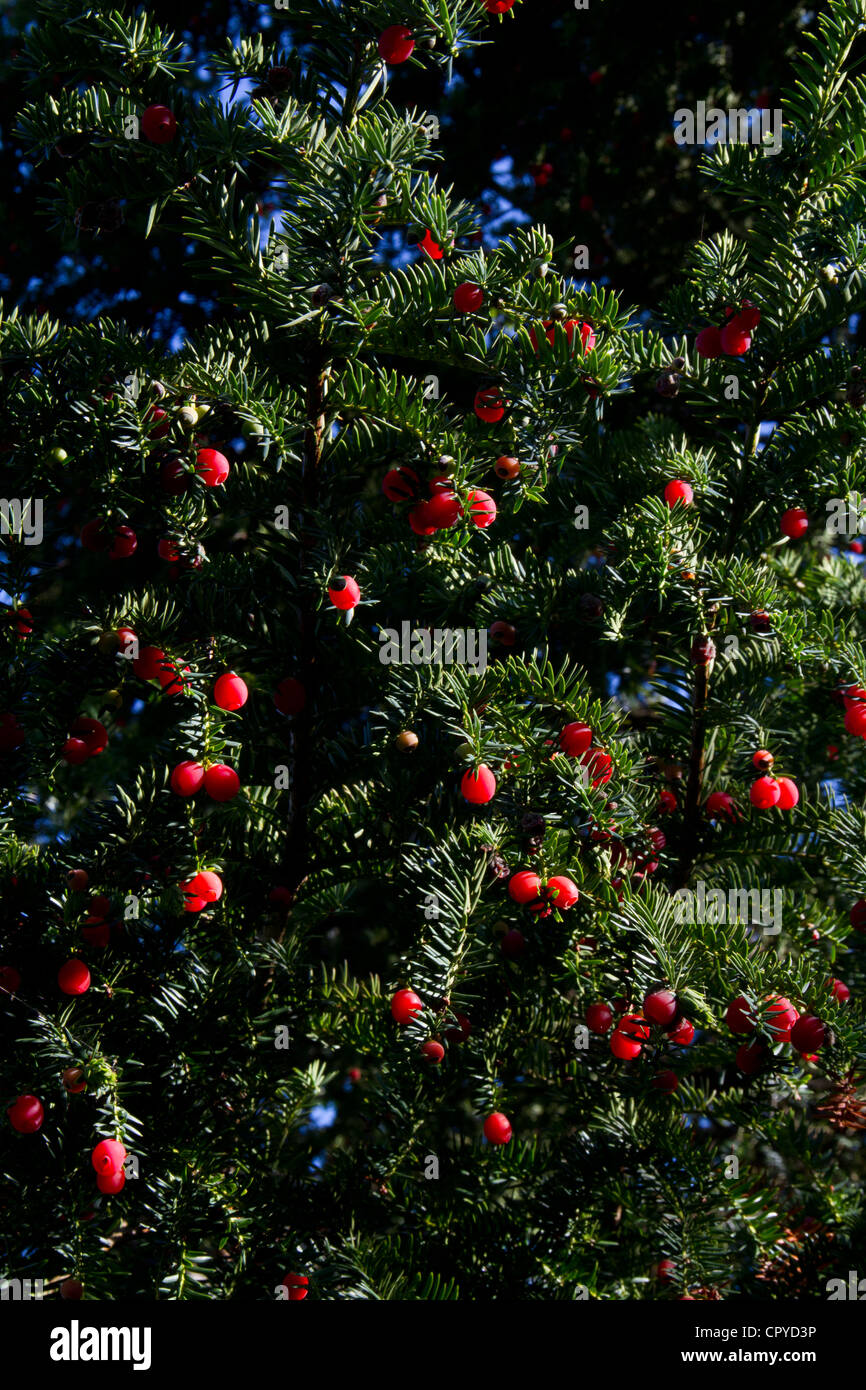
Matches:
[[695, 301, 761, 359], [382, 465, 497, 537]]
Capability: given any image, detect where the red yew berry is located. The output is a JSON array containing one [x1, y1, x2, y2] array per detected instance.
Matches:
[[695, 326, 722, 358], [658, 789, 677, 814], [203, 764, 240, 801], [58, 959, 90, 996], [195, 448, 230, 487], [141, 105, 176, 144], [643, 988, 678, 1027], [655, 1259, 676, 1283], [850, 898, 866, 931], [545, 875, 579, 910], [91, 1138, 126, 1175], [453, 282, 484, 314], [750, 776, 781, 809], [668, 1018, 695, 1045], [610, 1030, 642, 1060], [765, 997, 798, 1042], [845, 702, 866, 736], [328, 575, 360, 610], [62, 738, 90, 766], [725, 996, 756, 1034], [705, 790, 737, 820], [489, 620, 517, 646], [391, 989, 422, 1025], [830, 978, 850, 1002], [559, 721, 593, 757], [735, 1039, 767, 1074], [132, 645, 167, 680], [8, 1095, 43, 1133], [467, 489, 497, 528], [780, 508, 808, 539], [109, 525, 137, 559], [581, 749, 613, 786], [71, 717, 107, 755], [417, 229, 444, 259], [776, 776, 799, 809], [377, 25, 414, 63], [752, 748, 774, 772], [213, 671, 248, 711], [664, 479, 693, 507], [424, 490, 461, 529], [62, 1067, 86, 1094], [618, 1014, 651, 1043], [586, 1002, 613, 1034], [508, 870, 542, 905], [652, 1070, 679, 1092], [484, 0, 515, 11], [0, 965, 21, 993], [97, 1169, 126, 1194], [460, 764, 496, 804], [281, 1272, 308, 1300], [170, 760, 205, 796], [790, 1014, 826, 1053], [750, 610, 772, 634], [382, 466, 419, 501], [474, 386, 506, 422], [421, 1040, 445, 1063], [180, 870, 223, 912], [719, 322, 751, 355], [483, 1112, 512, 1144], [494, 455, 520, 480], [274, 678, 306, 716]]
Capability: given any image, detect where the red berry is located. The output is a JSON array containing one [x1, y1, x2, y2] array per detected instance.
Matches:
[[658, 789, 677, 814], [71, 717, 107, 755], [421, 1040, 445, 1063], [328, 575, 360, 610], [586, 1002, 613, 1033], [170, 760, 205, 796], [0, 712, 26, 752], [58, 959, 90, 996], [82, 922, 110, 948], [281, 1272, 308, 1300], [580, 748, 613, 786], [158, 661, 186, 696], [467, 489, 496, 528], [776, 776, 799, 810], [109, 524, 137, 559], [408, 501, 437, 535], [830, 978, 850, 1002], [391, 988, 422, 1025], [97, 1169, 126, 1194], [461, 764, 496, 804], [0, 965, 21, 993], [11, 607, 33, 637], [474, 386, 506, 422], [619, 1013, 651, 1043], [489, 620, 517, 646], [529, 319, 595, 354], [424, 490, 462, 529], [195, 448, 230, 487], [141, 104, 176, 144], [750, 776, 781, 809], [790, 1014, 826, 1053], [60, 1279, 84, 1299], [91, 1138, 127, 1175], [733, 303, 761, 332], [494, 455, 520, 480], [610, 1030, 641, 1059], [664, 479, 693, 507], [705, 790, 737, 820], [382, 466, 419, 502], [158, 537, 181, 561], [545, 875, 579, 910], [160, 458, 190, 494], [736, 1039, 767, 1074], [780, 507, 808, 539], [269, 885, 293, 908], [213, 671, 248, 711], [844, 702, 866, 736], [62, 1067, 86, 1093], [274, 678, 306, 716], [655, 1259, 676, 1283], [417, 229, 443, 259], [752, 748, 774, 771], [483, 1112, 512, 1145], [851, 898, 866, 931], [377, 24, 414, 63], [8, 1094, 43, 1133], [643, 988, 678, 1027], [80, 518, 108, 551], [87, 895, 111, 920], [203, 764, 240, 801], [132, 645, 167, 680], [508, 870, 542, 905], [725, 996, 756, 1034], [668, 1018, 695, 1045], [695, 326, 722, 358], [559, 721, 593, 757], [62, 737, 90, 766], [750, 610, 772, 633], [652, 1070, 679, 1092], [180, 870, 223, 911], [719, 322, 751, 355], [500, 928, 525, 959], [484, 0, 515, 11], [765, 996, 798, 1042], [453, 282, 484, 314]]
